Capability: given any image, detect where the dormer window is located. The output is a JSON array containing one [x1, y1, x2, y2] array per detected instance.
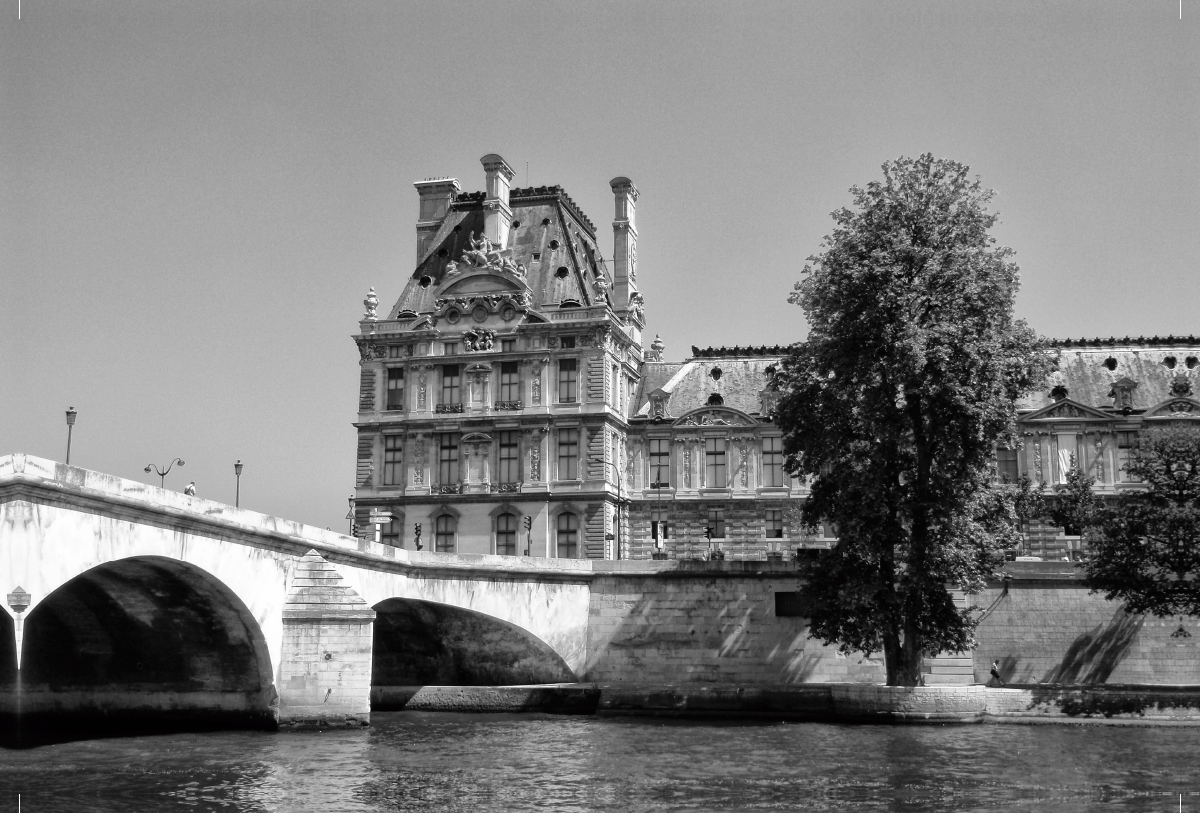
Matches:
[[1109, 377, 1138, 413], [707, 393, 724, 406]]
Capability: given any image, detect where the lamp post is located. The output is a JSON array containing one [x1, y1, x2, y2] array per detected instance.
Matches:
[[651, 479, 668, 558], [65, 407, 77, 465], [346, 494, 356, 535], [144, 458, 184, 488], [591, 456, 623, 560], [233, 460, 243, 508]]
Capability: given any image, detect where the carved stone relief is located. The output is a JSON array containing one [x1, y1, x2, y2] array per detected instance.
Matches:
[[417, 371, 427, 411]]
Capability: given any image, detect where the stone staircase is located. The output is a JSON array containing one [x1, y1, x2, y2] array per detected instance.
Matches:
[[922, 588, 977, 686]]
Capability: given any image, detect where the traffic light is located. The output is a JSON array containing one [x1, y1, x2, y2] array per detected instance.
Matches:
[[414, 522, 423, 551], [704, 527, 712, 540], [523, 515, 532, 532]]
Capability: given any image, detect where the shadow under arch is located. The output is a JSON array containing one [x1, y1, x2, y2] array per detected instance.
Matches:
[[3, 556, 277, 747], [371, 598, 574, 710]]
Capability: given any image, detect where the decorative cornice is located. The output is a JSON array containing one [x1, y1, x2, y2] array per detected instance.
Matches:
[[1049, 335, 1200, 349], [690, 345, 791, 359]]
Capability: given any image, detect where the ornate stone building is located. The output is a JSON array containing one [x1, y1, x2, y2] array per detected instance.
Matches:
[[351, 153, 1200, 560]]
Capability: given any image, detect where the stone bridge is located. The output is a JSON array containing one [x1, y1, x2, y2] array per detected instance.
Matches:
[[0, 453, 880, 742]]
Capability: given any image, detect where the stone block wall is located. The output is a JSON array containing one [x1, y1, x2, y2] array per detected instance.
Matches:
[[971, 577, 1200, 685], [583, 572, 884, 685]]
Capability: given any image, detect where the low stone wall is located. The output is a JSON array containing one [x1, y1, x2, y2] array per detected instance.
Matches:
[[597, 683, 1200, 725], [972, 564, 1200, 685], [584, 571, 885, 685], [372, 684, 600, 714]]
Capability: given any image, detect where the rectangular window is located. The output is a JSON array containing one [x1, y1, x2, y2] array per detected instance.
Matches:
[[558, 428, 579, 480], [612, 364, 619, 407], [649, 438, 670, 488], [435, 514, 456, 553], [501, 339, 516, 353], [707, 507, 726, 539], [386, 368, 405, 410], [558, 359, 578, 403], [762, 436, 784, 487], [1117, 431, 1140, 482], [381, 516, 401, 548], [560, 336, 576, 349], [766, 509, 784, 539], [556, 512, 579, 558], [997, 447, 1019, 483], [500, 361, 521, 402], [443, 342, 458, 355], [705, 437, 727, 488], [383, 435, 403, 486], [439, 433, 459, 485], [496, 513, 518, 556], [441, 365, 461, 407], [775, 591, 809, 618], [387, 345, 405, 359], [498, 431, 520, 484], [651, 509, 669, 541]]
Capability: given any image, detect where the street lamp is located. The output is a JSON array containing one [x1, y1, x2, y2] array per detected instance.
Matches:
[[65, 407, 77, 465], [651, 479, 669, 558], [234, 460, 243, 508], [591, 457, 624, 560], [144, 458, 184, 488], [346, 494, 356, 535]]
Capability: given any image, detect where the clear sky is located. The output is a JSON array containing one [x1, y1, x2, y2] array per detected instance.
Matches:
[[3, 1, 1196, 531]]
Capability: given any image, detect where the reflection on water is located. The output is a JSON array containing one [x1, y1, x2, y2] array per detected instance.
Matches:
[[1, 712, 1199, 812]]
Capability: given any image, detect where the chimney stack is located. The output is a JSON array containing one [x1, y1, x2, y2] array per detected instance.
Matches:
[[480, 153, 515, 248], [610, 176, 641, 338], [413, 178, 460, 264]]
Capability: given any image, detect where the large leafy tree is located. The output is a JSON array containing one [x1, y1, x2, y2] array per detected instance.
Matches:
[[1085, 428, 1200, 622], [774, 154, 1055, 686]]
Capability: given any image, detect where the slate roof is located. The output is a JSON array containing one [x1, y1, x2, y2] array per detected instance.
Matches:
[[387, 186, 611, 319], [631, 338, 1200, 421]]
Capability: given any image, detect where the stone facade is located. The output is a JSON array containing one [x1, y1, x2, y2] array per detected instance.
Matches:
[[352, 156, 1200, 564]]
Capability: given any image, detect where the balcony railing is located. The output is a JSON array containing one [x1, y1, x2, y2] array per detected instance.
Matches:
[[434, 484, 462, 494], [494, 400, 523, 410], [435, 403, 463, 414], [492, 483, 521, 493]]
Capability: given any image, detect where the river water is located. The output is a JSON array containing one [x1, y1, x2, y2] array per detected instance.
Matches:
[[2, 712, 1199, 812]]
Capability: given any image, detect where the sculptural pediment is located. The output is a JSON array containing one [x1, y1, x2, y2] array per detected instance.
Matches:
[[672, 406, 757, 427], [1144, 398, 1200, 419], [1022, 398, 1112, 422]]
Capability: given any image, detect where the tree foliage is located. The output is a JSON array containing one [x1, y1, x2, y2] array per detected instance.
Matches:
[[1085, 428, 1200, 618], [773, 154, 1055, 685], [1049, 465, 1105, 537]]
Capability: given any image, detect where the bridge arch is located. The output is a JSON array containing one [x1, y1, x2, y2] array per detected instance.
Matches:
[[371, 597, 574, 709], [11, 556, 276, 744]]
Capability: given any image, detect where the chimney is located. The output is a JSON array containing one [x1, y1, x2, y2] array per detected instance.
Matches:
[[480, 153, 515, 248], [414, 178, 460, 264], [610, 176, 640, 335]]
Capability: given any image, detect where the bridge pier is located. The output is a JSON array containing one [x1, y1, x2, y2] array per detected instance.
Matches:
[[278, 551, 375, 728]]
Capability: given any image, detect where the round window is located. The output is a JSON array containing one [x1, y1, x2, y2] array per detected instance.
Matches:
[[472, 305, 488, 323]]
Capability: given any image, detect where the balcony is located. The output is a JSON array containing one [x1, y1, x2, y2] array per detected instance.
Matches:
[[491, 483, 522, 493], [435, 403, 464, 414], [434, 484, 462, 495], [494, 400, 523, 411]]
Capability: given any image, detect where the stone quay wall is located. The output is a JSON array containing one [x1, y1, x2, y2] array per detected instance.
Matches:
[[582, 563, 884, 685], [970, 563, 1200, 686]]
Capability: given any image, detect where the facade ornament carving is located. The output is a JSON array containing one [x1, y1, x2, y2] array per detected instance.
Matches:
[[1170, 373, 1194, 398], [628, 291, 645, 323], [413, 435, 425, 485], [1095, 436, 1104, 482], [1109, 377, 1138, 413], [363, 287, 379, 321], [738, 442, 750, 488], [462, 327, 495, 352], [417, 372, 427, 411], [458, 231, 527, 276], [445, 260, 460, 276], [1034, 441, 1042, 483], [678, 410, 751, 427], [646, 334, 665, 362]]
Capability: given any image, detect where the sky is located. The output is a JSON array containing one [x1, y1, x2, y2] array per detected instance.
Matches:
[[2, 1, 1197, 531]]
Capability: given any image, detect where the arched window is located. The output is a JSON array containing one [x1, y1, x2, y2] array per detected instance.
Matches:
[[496, 513, 518, 556], [435, 514, 457, 553], [556, 512, 579, 559]]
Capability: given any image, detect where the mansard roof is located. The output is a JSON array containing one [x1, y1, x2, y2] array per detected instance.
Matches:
[[633, 356, 782, 420], [1018, 340, 1200, 414], [387, 186, 611, 320]]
